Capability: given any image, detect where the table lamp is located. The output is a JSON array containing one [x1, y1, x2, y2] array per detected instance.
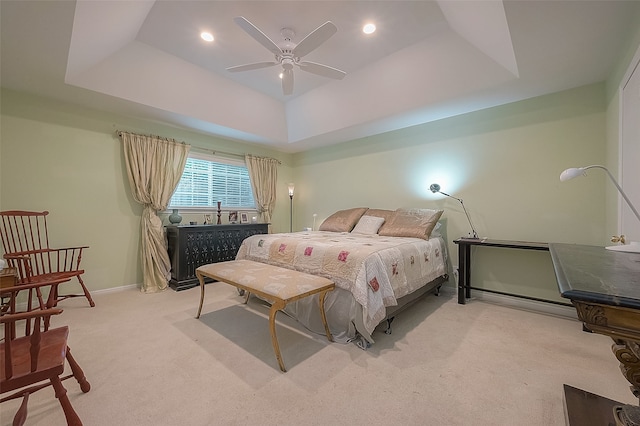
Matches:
[[430, 183, 479, 239], [560, 165, 640, 253]]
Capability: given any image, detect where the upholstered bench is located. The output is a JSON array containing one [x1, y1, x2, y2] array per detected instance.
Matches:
[[195, 259, 335, 372]]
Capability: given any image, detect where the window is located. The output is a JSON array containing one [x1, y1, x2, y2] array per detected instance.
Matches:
[[169, 152, 255, 210]]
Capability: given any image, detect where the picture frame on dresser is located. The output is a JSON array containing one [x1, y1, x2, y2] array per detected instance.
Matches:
[[240, 212, 249, 223]]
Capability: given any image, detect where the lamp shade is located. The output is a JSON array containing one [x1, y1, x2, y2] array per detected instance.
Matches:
[[559, 168, 586, 182], [288, 183, 295, 197]]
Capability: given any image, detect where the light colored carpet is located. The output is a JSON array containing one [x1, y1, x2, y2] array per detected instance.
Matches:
[[0, 284, 635, 426]]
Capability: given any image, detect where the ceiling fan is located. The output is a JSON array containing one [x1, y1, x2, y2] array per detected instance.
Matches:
[[227, 16, 346, 96]]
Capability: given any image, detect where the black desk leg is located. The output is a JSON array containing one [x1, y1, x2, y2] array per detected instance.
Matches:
[[458, 243, 470, 304], [464, 244, 471, 299]]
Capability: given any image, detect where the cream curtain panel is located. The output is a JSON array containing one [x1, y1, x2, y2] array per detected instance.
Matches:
[[245, 155, 279, 223], [119, 132, 190, 293]]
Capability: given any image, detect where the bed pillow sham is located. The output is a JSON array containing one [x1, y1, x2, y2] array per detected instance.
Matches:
[[319, 207, 368, 232], [378, 208, 444, 240], [363, 208, 395, 234], [351, 215, 386, 235]]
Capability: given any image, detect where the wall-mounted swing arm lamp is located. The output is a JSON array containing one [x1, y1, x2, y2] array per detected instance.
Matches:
[[288, 183, 295, 232], [560, 165, 640, 253], [430, 183, 479, 239]]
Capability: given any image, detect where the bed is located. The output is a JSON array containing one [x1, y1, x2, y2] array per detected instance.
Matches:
[[235, 207, 449, 347]]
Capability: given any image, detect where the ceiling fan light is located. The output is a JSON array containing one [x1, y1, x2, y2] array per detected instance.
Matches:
[[363, 23, 376, 35], [200, 32, 214, 42], [282, 59, 294, 70]]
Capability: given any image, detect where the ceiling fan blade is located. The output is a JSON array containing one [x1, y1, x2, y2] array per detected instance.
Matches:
[[292, 21, 337, 58], [282, 68, 294, 96], [298, 61, 346, 80], [226, 62, 278, 72], [234, 16, 282, 56]]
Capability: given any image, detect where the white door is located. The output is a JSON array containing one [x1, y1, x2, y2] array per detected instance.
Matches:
[[621, 54, 640, 242]]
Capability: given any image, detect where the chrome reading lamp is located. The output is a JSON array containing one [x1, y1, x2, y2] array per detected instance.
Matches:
[[560, 165, 640, 253], [430, 183, 479, 239]]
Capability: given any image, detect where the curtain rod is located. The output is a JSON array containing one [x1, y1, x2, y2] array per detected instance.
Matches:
[[116, 130, 180, 142], [192, 146, 281, 164], [117, 131, 280, 164], [190, 145, 243, 159]]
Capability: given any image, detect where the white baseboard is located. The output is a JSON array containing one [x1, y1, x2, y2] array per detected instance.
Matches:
[[12, 283, 140, 312], [93, 283, 139, 295]]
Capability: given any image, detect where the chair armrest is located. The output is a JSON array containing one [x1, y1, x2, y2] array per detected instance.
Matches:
[[0, 307, 63, 324], [0, 277, 72, 296], [4, 247, 88, 256], [3, 253, 32, 260], [53, 246, 90, 251], [4, 248, 87, 277]]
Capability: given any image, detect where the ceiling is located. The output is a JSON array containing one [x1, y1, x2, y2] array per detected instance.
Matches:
[[1, 1, 639, 153]]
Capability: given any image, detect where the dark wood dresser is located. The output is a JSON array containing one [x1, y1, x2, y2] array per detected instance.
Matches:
[[550, 243, 640, 425], [166, 223, 269, 291]]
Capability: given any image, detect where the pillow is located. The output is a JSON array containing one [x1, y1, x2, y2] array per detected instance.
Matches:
[[351, 215, 386, 235], [378, 208, 444, 240], [363, 208, 395, 232], [430, 221, 443, 237], [318, 207, 368, 232]]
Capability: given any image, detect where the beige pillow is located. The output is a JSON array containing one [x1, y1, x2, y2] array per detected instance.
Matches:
[[319, 207, 368, 232], [351, 215, 386, 235], [378, 208, 444, 240]]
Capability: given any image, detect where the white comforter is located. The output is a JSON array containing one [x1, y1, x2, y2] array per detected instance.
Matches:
[[236, 231, 447, 335]]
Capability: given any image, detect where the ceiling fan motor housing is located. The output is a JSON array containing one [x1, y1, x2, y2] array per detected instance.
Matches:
[[228, 17, 346, 95], [279, 28, 296, 57]]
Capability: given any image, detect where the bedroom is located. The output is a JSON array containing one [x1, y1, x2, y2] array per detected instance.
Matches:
[[1, 1, 640, 425]]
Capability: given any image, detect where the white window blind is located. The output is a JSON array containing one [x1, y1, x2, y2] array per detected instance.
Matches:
[[169, 153, 255, 209]]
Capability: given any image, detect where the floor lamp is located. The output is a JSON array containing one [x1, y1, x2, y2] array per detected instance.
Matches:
[[288, 183, 295, 232], [561, 165, 640, 253]]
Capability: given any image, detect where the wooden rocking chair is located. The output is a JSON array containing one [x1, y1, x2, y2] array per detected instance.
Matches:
[[0, 210, 95, 307], [1, 308, 90, 426]]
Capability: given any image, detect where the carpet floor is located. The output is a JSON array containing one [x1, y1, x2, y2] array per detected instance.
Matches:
[[0, 284, 635, 425]]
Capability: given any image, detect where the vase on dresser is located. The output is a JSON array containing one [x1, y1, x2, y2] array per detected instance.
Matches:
[[168, 209, 182, 225]]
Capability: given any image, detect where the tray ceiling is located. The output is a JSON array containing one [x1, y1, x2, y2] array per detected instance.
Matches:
[[1, 1, 638, 152]]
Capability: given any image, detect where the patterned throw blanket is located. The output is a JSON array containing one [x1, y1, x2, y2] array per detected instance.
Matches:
[[236, 231, 446, 335]]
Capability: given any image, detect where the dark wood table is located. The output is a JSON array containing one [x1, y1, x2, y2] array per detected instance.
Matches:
[[549, 243, 640, 426]]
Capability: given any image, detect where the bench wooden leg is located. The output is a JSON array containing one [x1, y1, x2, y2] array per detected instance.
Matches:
[[318, 290, 333, 342], [269, 301, 287, 372], [196, 272, 206, 319]]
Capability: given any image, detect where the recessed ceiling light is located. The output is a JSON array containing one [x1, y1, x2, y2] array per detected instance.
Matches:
[[201, 32, 214, 42], [363, 23, 376, 35]]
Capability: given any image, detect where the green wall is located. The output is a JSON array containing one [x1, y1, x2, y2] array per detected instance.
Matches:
[[1, 37, 637, 301], [0, 89, 293, 290], [291, 84, 609, 303]]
